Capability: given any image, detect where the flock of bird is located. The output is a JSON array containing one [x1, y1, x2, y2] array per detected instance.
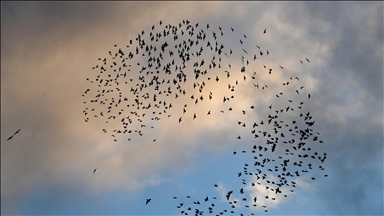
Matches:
[[82, 19, 328, 215]]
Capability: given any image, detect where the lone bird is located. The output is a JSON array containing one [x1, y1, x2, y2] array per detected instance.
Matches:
[[146, 198, 151, 204], [93, 168, 97, 174], [7, 128, 21, 141]]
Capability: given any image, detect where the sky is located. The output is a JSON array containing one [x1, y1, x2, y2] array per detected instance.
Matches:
[[1, 1, 383, 215]]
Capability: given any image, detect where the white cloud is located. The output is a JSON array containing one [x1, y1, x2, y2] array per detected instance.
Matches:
[[245, 175, 290, 211]]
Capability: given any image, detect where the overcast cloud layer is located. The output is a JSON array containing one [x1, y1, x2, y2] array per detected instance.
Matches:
[[1, 2, 383, 215]]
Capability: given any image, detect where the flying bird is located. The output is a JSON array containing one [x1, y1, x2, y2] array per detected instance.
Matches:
[[7, 128, 21, 141]]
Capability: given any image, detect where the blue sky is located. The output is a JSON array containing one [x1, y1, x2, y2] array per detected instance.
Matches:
[[1, 1, 383, 215]]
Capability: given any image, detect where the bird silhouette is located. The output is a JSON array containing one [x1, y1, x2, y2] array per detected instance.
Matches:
[[7, 128, 21, 141], [146, 198, 151, 204]]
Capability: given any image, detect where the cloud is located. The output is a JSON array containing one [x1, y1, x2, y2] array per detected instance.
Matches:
[[1, 1, 383, 215]]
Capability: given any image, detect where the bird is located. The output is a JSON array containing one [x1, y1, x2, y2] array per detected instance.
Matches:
[[93, 168, 97, 174], [7, 128, 21, 141], [263, 29, 267, 34], [146, 198, 151, 204]]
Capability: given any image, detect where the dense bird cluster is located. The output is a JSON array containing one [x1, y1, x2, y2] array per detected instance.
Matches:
[[83, 19, 328, 215]]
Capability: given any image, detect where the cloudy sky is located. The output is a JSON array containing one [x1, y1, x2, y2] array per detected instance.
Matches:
[[1, 1, 383, 215]]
